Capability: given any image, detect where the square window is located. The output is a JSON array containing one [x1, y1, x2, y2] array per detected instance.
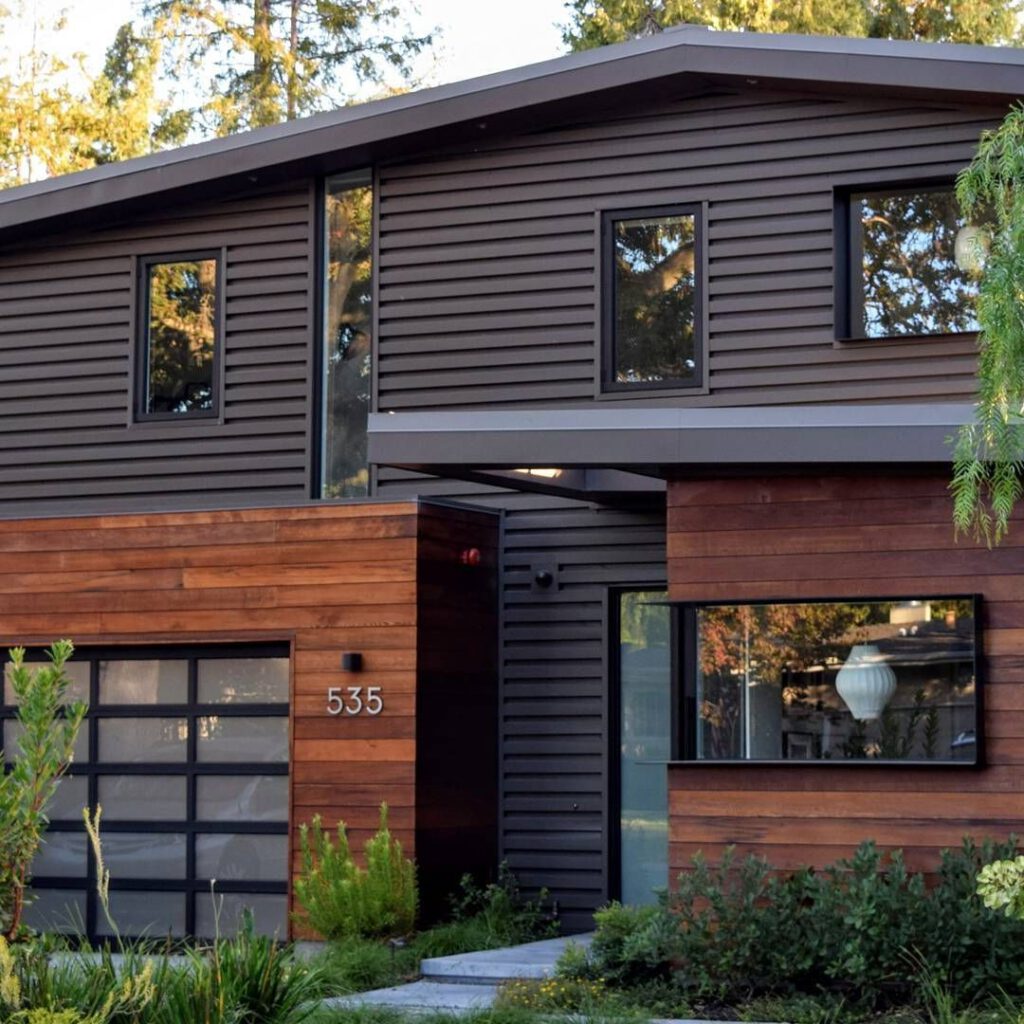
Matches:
[[602, 206, 702, 391], [842, 186, 985, 339], [137, 254, 220, 420]]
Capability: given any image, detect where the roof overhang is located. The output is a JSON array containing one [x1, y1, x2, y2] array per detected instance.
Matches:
[[1, 28, 1022, 245], [368, 403, 975, 486]]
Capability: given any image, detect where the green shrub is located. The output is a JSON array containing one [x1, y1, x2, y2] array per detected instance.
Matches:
[[575, 838, 1024, 1010], [413, 867, 556, 958], [294, 804, 417, 941], [1, 641, 87, 939], [315, 936, 418, 995]]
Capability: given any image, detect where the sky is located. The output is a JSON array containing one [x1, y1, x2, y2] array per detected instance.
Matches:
[[3, 0, 569, 95]]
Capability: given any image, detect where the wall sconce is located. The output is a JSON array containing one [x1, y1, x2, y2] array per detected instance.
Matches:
[[341, 652, 363, 673]]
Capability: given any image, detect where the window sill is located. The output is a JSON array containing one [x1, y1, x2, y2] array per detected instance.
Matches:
[[653, 758, 982, 769], [833, 331, 978, 348]]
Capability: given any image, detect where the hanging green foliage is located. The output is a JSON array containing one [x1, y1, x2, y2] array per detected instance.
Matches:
[[951, 104, 1024, 544]]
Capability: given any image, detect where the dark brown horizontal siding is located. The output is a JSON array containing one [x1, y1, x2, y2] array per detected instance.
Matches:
[[0, 184, 313, 514], [666, 474, 1020, 878], [376, 89, 1002, 410]]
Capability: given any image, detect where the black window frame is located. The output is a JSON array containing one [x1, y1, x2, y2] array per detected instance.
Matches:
[[3, 643, 290, 941], [672, 593, 983, 768], [134, 250, 224, 424], [836, 182, 980, 343], [600, 203, 705, 394]]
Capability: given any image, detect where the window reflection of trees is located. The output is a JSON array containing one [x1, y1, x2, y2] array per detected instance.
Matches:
[[147, 260, 217, 414], [858, 190, 981, 338], [696, 600, 976, 762], [323, 178, 372, 498], [613, 215, 696, 384]]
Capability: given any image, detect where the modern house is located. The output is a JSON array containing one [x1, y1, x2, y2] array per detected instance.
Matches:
[[0, 26, 1021, 940]]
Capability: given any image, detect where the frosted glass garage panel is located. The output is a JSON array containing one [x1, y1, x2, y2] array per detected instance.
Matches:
[[32, 833, 88, 877], [97, 891, 186, 937], [103, 833, 187, 879], [5, 720, 88, 762], [4, 659, 89, 705], [198, 658, 289, 704], [196, 833, 289, 882], [24, 889, 86, 934], [98, 718, 187, 762], [99, 660, 188, 704], [196, 716, 288, 762], [194, 893, 287, 938], [48, 776, 89, 821], [196, 775, 288, 822], [98, 775, 187, 820]]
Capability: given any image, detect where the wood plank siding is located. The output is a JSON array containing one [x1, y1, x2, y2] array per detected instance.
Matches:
[[0, 499, 498, 936], [666, 474, 1019, 878], [0, 184, 315, 516], [375, 88, 1002, 409]]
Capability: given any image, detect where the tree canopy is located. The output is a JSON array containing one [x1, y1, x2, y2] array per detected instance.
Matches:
[[561, 0, 1024, 48]]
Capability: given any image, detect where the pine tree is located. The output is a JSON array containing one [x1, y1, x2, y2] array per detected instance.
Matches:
[[561, 0, 1024, 49], [141, 0, 433, 137]]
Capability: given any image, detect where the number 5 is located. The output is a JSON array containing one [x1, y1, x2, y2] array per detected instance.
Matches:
[[326, 687, 344, 716], [366, 686, 383, 715]]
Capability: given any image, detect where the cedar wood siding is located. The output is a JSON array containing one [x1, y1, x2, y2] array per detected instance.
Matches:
[[0, 183, 314, 515], [666, 474, 1017, 877], [375, 87, 1003, 408]]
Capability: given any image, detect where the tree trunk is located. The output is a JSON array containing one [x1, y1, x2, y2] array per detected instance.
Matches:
[[287, 0, 299, 120]]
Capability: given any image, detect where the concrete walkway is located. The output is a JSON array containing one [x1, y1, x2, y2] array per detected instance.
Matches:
[[323, 934, 593, 1014]]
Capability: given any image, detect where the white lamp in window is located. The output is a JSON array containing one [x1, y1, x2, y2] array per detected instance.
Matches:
[[954, 225, 991, 274], [835, 644, 897, 721]]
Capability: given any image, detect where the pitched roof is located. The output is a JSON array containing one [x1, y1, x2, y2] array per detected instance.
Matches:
[[1, 25, 1021, 241]]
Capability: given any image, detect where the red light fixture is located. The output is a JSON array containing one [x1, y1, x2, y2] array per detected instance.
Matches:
[[460, 547, 481, 566]]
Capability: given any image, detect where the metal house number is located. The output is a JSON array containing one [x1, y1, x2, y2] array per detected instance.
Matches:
[[326, 685, 383, 717]]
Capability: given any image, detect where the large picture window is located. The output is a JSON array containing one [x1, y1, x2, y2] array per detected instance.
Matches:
[[321, 171, 372, 498], [4, 646, 289, 940], [136, 254, 221, 420], [602, 205, 702, 392], [844, 186, 986, 339], [681, 597, 978, 765]]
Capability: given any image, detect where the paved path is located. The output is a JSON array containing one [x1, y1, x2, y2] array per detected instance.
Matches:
[[323, 934, 593, 1014]]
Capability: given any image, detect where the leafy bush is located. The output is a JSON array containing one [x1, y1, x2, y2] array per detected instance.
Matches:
[[315, 936, 418, 996], [573, 838, 1024, 1010], [497, 976, 611, 1013], [412, 867, 556, 958], [294, 804, 417, 941], [1, 641, 87, 939]]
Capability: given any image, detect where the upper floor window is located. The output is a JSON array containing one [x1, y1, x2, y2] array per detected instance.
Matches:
[[137, 254, 220, 420], [844, 186, 986, 340], [602, 205, 702, 392], [320, 171, 372, 498]]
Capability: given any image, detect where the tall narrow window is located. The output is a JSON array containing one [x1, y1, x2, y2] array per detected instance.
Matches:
[[618, 591, 671, 905], [321, 172, 372, 498], [138, 255, 219, 419], [603, 206, 701, 391]]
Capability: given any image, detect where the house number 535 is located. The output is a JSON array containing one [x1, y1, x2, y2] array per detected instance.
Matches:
[[327, 686, 383, 716]]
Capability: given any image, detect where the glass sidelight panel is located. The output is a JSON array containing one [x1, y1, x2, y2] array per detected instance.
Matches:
[[5, 660, 89, 705], [103, 833, 188, 879], [98, 776, 188, 820], [195, 892, 287, 939], [97, 891, 186, 937], [618, 591, 672, 906], [195, 834, 289, 882], [197, 716, 288, 762], [23, 889, 86, 934], [32, 833, 88, 877]]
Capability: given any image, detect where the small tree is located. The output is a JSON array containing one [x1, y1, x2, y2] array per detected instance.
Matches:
[[294, 803, 417, 940], [951, 104, 1024, 544], [0, 641, 87, 939]]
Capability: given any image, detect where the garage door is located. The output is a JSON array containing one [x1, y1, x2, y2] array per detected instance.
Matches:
[[3, 645, 290, 940]]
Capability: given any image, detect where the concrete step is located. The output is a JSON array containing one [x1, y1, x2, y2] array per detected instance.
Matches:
[[323, 980, 499, 1013], [420, 933, 593, 983]]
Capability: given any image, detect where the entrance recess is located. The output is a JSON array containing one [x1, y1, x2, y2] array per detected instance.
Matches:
[[4, 644, 289, 940], [615, 591, 671, 905]]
